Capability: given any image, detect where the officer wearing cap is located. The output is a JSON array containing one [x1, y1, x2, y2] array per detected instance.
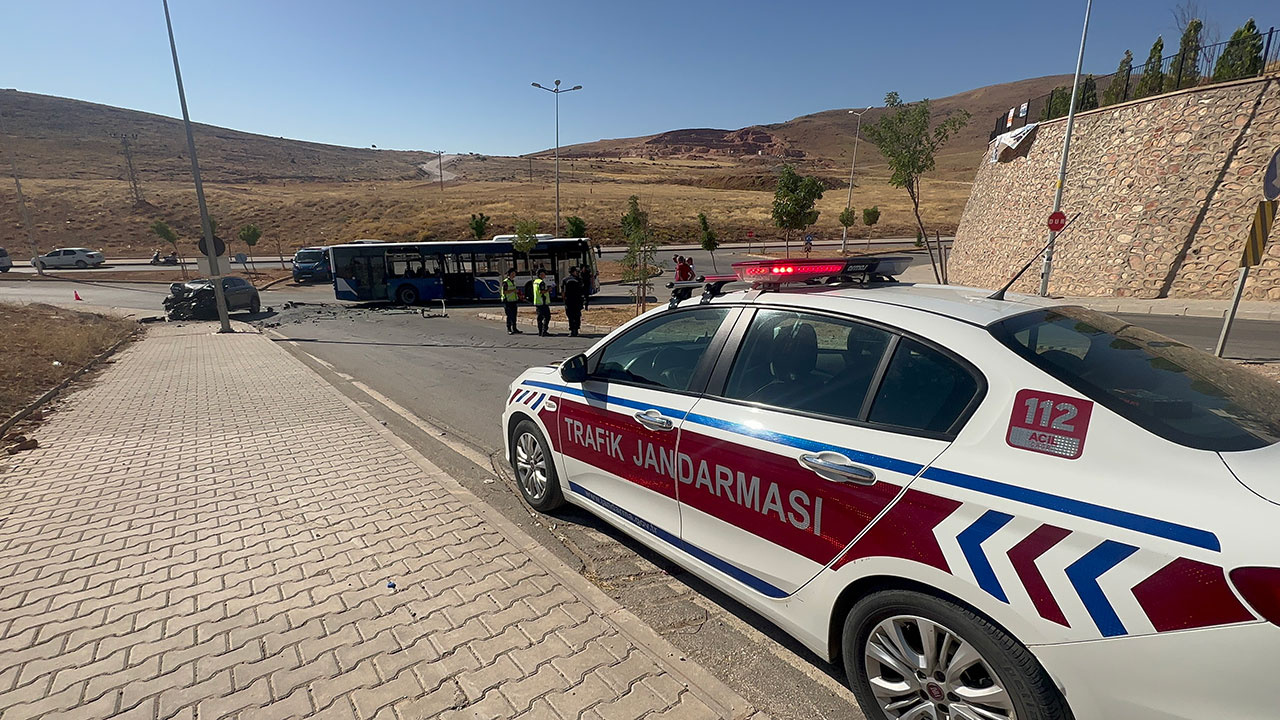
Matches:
[[501, 267, 522, 334], [532, 268, 552, 336]]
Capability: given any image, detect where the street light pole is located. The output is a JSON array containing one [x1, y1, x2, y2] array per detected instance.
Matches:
[[531, 80, 582, 236], [163, 0, 231, 332], [436, 150, 445, 197], [841, 106, 871, 255], [1039, 0, 1093, 297]]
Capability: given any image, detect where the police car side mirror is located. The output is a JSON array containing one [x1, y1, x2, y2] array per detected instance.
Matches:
[[560, 354, 589, 384]]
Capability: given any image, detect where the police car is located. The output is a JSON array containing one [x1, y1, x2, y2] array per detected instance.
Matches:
[[501, 257, 1280, 720]]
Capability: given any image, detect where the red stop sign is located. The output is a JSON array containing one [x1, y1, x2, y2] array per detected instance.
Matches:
[[747, 231, 755, 237], [1047, 211, 1067, 232]]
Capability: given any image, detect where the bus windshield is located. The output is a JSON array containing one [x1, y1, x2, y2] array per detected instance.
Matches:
[[328, 238, 597, 306]]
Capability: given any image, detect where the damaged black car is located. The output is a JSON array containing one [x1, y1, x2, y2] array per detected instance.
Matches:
[[164, 277, 260, 320]]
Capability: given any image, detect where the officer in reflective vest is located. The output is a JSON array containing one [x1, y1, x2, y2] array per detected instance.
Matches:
[[532, 268, 552, 336], [501, 267, 522, 335]]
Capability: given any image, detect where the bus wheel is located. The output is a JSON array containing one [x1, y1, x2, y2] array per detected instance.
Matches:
[[396, 284, 419, 305]]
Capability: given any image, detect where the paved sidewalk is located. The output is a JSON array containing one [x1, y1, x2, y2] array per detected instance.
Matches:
[[0, 323, 759, 720]]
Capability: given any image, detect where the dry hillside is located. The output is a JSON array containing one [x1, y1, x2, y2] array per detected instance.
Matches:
[[0, 76, 1064, 258]]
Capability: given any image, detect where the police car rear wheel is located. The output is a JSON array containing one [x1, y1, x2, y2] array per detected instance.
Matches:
[[843, 590, 1072, 720], [512, 420, 564, 512]]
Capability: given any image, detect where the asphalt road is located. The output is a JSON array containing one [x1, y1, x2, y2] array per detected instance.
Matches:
[[257, 297, 1280, 720]]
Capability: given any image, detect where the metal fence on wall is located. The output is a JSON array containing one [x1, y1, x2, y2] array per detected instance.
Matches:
[[991, 26, 1279, 140]]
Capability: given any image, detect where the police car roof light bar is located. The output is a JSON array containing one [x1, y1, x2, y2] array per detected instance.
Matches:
[[730, 257, 911, 290]]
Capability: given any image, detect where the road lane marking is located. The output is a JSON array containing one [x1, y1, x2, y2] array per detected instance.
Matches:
[[303, 352, 335, 370]]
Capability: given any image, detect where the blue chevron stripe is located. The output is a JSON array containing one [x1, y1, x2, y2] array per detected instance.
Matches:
[[1065, 540, 1139, 638], [957, 510, 1015, 602], [529, 393, 546, 411]]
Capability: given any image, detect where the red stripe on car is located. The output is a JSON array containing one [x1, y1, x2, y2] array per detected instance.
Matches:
[[1007, 524, 1072, 627], [833, 490, 962, 573], [1132, 557, 1257, 632]]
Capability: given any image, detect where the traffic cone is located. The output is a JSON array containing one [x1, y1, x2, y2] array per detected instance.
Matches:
[[73, 291, 83, 301]]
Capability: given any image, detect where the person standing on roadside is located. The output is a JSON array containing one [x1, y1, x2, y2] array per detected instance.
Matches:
[[676, 255, 694, 282], [532, 268, 552, 336], [501, 267, 522, 334], [562, 266, 585, 337]]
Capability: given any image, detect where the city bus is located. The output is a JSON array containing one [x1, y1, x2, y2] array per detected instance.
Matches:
[[328, 237, 598, 305]]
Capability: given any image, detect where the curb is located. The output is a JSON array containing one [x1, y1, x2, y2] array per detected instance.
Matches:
[[0, 323, 143, 438], [1062, 298, 1280, 322], [0, 274, 175, 286], [476, 311, 618, 335], [266, 335, 757, 719]]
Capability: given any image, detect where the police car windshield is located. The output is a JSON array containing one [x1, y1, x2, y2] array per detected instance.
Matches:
[[990, 308, 1280, 452]]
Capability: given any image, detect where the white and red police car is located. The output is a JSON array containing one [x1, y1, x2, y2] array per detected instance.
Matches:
[[501, 257, 1280, 720]]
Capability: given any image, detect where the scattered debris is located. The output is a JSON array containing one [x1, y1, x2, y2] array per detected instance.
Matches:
[[6, 437, 38, 454], [386, 581, 397, 590]]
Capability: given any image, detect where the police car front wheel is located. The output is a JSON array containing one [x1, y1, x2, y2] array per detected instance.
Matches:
[[511, 419, 565, 512], [842, 590, 1072, 720]]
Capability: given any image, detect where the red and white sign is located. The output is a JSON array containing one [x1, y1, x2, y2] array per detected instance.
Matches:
[[1007, 389, 1093, 460], [1047, 211, 1067, 233], [746, 231, 755, 238]]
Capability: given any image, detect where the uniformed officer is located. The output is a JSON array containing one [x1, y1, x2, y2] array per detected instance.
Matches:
[[501, 267, 522, 335], [562, 266, 585, 337], [532, 268, 552, 336]]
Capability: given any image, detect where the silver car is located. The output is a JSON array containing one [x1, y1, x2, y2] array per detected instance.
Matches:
[[31, 247, 105, 269]]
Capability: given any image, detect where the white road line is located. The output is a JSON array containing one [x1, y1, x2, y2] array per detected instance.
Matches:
[[303, 352, 335, 370], [351, 380, 496, 472]]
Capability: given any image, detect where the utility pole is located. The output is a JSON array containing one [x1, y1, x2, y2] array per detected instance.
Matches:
[[1039, 0, 1093, 296], [436, 150, 445, 197], [0, 112, 43, 275], [163, 0, 231, 333], [110, 132, 144, 205], [842, 106, 871, 255], [531, 79, 582, 236]]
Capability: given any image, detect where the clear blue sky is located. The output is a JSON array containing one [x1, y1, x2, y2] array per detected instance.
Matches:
[[2, 0, 1273, 155]]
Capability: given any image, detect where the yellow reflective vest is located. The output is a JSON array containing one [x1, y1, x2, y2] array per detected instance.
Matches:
[[532, 278, 550, 305], [501, 277, 519, 302]]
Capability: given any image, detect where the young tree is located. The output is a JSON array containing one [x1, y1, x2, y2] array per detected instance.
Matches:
[[862, 92, 969, 283], [1134, 37, 1166, 99], [697, 212, 720, 271], [619, 196, 657, 314], [149, 220, 187, 279], [565, 215, 587, 239], [1166, 18, 1203, 91], [512, 219, 540, 275], [861, 205, 880, 248], [468, 212, 491, 241], [770, 164, 825, 257], [271, 234, 289, 270], [1101, 50, 1134, 105], [238, 224, 262, 274], [838, 206, 857, 253], [1078, 75, 1099, 112], [1212, 19, 1264, 81]]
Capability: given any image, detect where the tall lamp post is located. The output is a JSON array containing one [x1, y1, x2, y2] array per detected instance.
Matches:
[[531, 79, 582, 236], [435, 150, 445, 197], [841, 106, 872, 255], [1039, 0, 1093, 296]]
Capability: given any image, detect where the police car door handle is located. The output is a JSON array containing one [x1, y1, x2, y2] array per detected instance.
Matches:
[[798, 452, 877, 485], [633, 410, 675, 431]]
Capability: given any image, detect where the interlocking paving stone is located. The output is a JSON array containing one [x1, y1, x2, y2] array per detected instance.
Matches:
[[0, 323, 757, 719]]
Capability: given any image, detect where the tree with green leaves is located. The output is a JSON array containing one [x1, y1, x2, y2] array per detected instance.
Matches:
[[237, 224, 262, 274], [697, 212, 720, 271], [1213, 19, 1264, 81], [468, 212, 491, 241], [565, 215, 587, 239], [862, 92, 969, 283], [770, 164, 824, 257], [838, 206, 857, 253], [512, 219, 539, 274], [1078, 75, 1099, 112], [862, 206, 880, 230], [1134, 37, 1166, 99], [149, 220, 186, 279], [1101, 50, 1134, 105], [619, 196, 657, 314], [1167, 19, 1203, 91]]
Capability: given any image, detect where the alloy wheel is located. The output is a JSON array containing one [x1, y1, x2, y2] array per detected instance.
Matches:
[[514, 432, 547, 501], [864, 615, 1016, 720]]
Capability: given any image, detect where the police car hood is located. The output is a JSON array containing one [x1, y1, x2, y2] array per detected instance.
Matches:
[[1222, 443, 1280, 505]]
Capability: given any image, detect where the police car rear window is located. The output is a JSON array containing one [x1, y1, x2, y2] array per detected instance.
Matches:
[[990, 308, 1280, 452]]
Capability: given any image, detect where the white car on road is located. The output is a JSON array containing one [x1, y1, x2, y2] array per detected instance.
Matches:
[[31, 247, 105, 269], [502, 257, 1280, 720]]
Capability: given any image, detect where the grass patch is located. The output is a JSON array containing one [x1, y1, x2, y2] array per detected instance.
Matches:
[[0, 303, 138, 421]]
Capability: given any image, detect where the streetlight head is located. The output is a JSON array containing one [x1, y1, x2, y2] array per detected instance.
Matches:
[[531, 82, 542, 88], [554, 79, 561, 86], [569, 85, 582, 91]]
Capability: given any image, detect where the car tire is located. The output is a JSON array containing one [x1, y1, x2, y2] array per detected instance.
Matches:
[[75, 260, 87, 268], [842, 590, 1073, 720], [396, 284, 419, 305], [249, 297, 261, 314], [510, 419, 565, 512]]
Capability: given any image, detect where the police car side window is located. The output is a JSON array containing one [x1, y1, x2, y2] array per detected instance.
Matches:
[[722, 309, 892, 422], [867, 338, 979, 434], [592, 308, 730, 392]]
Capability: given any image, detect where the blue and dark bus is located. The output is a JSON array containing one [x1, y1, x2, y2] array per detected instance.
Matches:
[[328, 237, 598, 305]]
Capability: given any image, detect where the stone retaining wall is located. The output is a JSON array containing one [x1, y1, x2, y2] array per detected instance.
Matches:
[[950, 76, 1280, 300]]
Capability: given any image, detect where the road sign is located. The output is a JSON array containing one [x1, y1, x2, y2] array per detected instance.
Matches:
[[1242, 200, 1277, 268], [1047, 211, 1067, 232], [198, 234, 226, 257], [804, 234, 814, 243], [1265, 148, 1280, 201], [746, 231, 755, 238]]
